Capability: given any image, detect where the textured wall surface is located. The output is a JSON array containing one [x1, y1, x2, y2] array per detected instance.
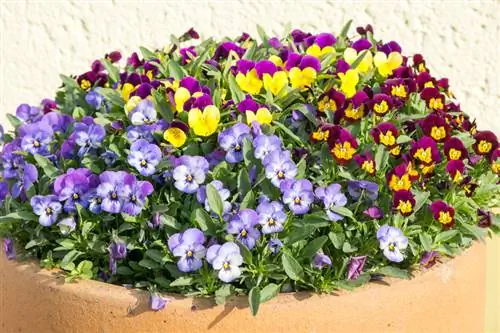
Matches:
[[0, 0, 499, 331]]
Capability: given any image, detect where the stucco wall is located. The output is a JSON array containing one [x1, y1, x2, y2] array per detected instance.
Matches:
[[0, 0, 499, 331]]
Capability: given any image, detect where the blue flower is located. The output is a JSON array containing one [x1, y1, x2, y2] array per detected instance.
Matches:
[[85, 89, 104, 109], [315, 184, 348, 221], [206, 242, 243, 282], [263, 150, 297, 187], [377, 225, 408, 262], [347, 180, 379, 201], [253, 134, 282, 160], [30, 195, 62, 226], [168, 228, 206, 273], [218, 123, 251, 163], [281, 179, 314, 215], [20, 122, 54, 156], [127, 139, 162, 176], [11, 163, 38, 199], [268, 239, 283, 254], [129, 99, 157, 125], [73, 119, 106, 156], [57, 217, 77, 236], [16, 104, 43, 123], [256, 201, 287, 234], [227, 209, 261, 249], [313, 252, 332, 269], [172, 156, 209, 194]]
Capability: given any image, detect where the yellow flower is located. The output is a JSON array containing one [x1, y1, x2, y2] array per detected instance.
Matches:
[[174, 87, 191, 113], [389, 174, 411, 191], [269, 55, 284, 68], [246, 108, 272, 125], [188, 105, 220, 137], [164, 127, 187, 148], [338, 69, 359, 98], [121, 83, 136, 102], [289, 67, 317, 90], [374, 51, 403, 77], [235, 69, 263, 95], [263, 72, 288, 96], [306, 44, 336, 59], [125, 96, 142, 113], [343, 48, 373, 73]]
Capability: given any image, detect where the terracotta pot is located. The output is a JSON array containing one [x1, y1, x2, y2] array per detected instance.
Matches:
[[0, 241, 487, 333]]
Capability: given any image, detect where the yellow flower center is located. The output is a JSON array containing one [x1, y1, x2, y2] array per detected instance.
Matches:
[[391, 84, 407, 98], [429, 98, 443, 110], [390, 145, 402, 156], [318, 97, 337, 113], [423, 81, 434, 88], [430, 126, 446, 141], [449, 148, 462, 160], [140, 159, 147, 167], [379, 131, 396, 147], [414, 147, 433, 164], [223, 262, 230, 270], [312, 129, 329, 141], [478, 140, 492, 154], [294, 197, 301, 204], [241, 229, 248, 237], [344, 104, 365, 120], [80, 79, 91, 91], [397, 200, 413, 214], [389, 174, 411, 191], [388, 243, 396, 252], [332, 141, 356, 161], [373, 101, 389, 115], [277, 170, 285, 179], [362, 160, 375, 174], [438, 211, 453, 225], [268, 218, 275, 226], [186, 174, 193, 182], [45, 207, 52, 215], [33, 140, 40, 148], [72, 193, 79, 200], [111, 193, 117, 199], [186, 250, 193, 257]]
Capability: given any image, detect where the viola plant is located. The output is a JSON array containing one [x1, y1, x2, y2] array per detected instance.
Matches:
[[1, 22, 499, 316]]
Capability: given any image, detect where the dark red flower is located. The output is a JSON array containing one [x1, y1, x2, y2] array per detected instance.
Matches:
[[430, 200, 455, 229], [371, 122, 398, 148], [393, 190, 415, 216], [419, 113, 450, 142], [370, 93, 393, 116], [420, 87, 445, 111], [443, 137, 468, 161], [473, 130, 498, 156], [477, 209, 492, 228], [354, 151, 376, 176]]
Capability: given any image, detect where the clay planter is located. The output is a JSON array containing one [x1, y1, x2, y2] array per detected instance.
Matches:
[[0, 241, 487, 333]]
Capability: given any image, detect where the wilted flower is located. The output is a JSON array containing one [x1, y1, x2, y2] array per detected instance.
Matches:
[[315, 184, 348, 221], [127, 139, 162, 176], [206, 242, 243, 282], [30, 195, 62, 226], [430, 200, 455, 229], [268, 239, 283, 255], [477, 209, 492, 228], [168, 228, 206, 272], [218, 123, 251, 163], [420, 251, 439, 269], [57, 217, 77, 236], [108, 241, 127, 275], [347, 180, 379, 201], [227, 209, 261, 249], [3, 239, 16, 260], [313, 252, 332, 269], [150, 294, 171, 311], [377, 225, 408, 262], [256, 201, 287, 234], [347, 255, 367, 280]]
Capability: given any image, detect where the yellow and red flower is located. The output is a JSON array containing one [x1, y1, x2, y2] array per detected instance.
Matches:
[[411, 136, 441, 165], [420, 87, 445, 111], [317, 89, 346, 114], [443, 137, 468, 161], [353, 151, 376, 176], [387, 163, 413, 192], [371, 122, 399, 149], [419, 113, 450, 142], [430, 200, 455, 229], [473, 130, 498, 156], [393, 190, 415, 216], [370, 93, 393, 116], [325, 125, 358, 165], [342, 91, 369, 122]]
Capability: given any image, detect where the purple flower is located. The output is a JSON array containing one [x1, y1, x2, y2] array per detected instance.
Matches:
[[263, 150, 297, 187], [347, 256, 367, 280], [168, 228, 206, 272], [253, 135, 282, 160], [102, 150, 118, 166], [196, 180, 232, 217], [218, 123, 251, 163], [377, 225, 408, 263], [206, 242, 243, 282], [256, 201, 286, 234], [3, 239, 16, 260], [56, 170, 92, 213], [148, 213, 162, 229], [109, 241, 127, 275], [347, 180, 379, 201], [11, 163, 38, 199], [128, 139, 162, 176], [127, 125, 155, 143], [129, 99, 157, 125], [16, 104, 43, 123], [363, 207, 384, 220], [315, 184, 348, 221], [1, 143, 25, 179], [73, 120, 106, 156], [88, 189, 103, 214], [420, 251, 439, 269], [0, 181, 8, 202], [41, 112, 73, 133], [281, 179, 314, 215], [120, 174, 154, 216], [20, 122, 54, 156], [313, 252, 332, 269], [30, 195, 62, 226], [268, 239, 283, 254], [172, 156, 209, 194], [57, 217, 77, 236], [227, 209, 261, 249], [150, 295, 171, 311], [85, 89, 104, 109], [96, 171, 129, 213], [180, 46, 197, 65]]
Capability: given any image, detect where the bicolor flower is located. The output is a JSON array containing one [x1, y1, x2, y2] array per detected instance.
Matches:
[[343, 91, 369, 122], [256, 201, 287, 234], [20, 122, 54, 156], [263, 149, 297, 187], [206, 242, 243, 283], [285, 53, 321, 90], [234, 60, 262, 95], [317, 89, 346, 113], [121, 174, 154, 216], [180, 46, 197, 65], [416, 72, 435, 91], [96, 171, 129, 214], [212, 41, 245, 60], [168, 228, 206, 273], [16, 104, 43, 123], [354, 151, 376, 176], [246, 107, 272, 126], [347, 180, 379, 201], [430, 200, 455, 229], [344, 47, 373, 73], [326, 125, 358, 165], [227, 209, 261, 250], [306, 33, 336, 58], [196, 180, 232, 217], [315, 184, 348, 221], [255, 60, 288, 96], [172, 76, 203, 113], [384, 78, 416, 103], [477, 209, 492, 228], [420, 113, 450, 142], [313, 252, 332, 269], [129, 99, 157, 125], [73, 119, 106, 156], [371, 122, 399, 148], [281, 179, 314, 215], [461, 176, 478, 198], [446, 160, 465, 183], [128, 139, 162, 176], [393, 190, 415, 216], [126, 125, 155, 143], [373, 51, 403, 77], [376, 225, 408, 263], [55, 169, 93, 212], [188, 105, 220, 137], [338, 69, 359, 98], [473, 130, 498, 156], [172, 155, 209, 194], [411, 136, 441, 165], [268, 239, 283, 255], [370, 94, 393, 116], [30, 195, 62, 227], [491, 148, 500, 175], [163, 121, 189, 148], [347, 255, 367, 280], [421, 87, 445, 111], [253, 134, 282, 160], [443, 137, 468, 161], [218, 123, 251, 163]]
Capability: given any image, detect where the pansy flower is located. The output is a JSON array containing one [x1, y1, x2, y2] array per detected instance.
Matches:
[[234, 60, 262, 95], [172, 155, 209, 194], [477, 209, 492, 228], [473, 130, 498, 156], [305, 33, 336, 59], [73, 118, 106, 156], [411, 136, 441, 165], [446, 160, 465, 183], [129, 99, 157, 125], [412, 53, 428, 73], [387, 163, 413, 192], [19, 122, 54, 156], [253, 134, 282, 160], [460, 176, 478, 198], [443, 137, 468, 161], [127, 139, 162, 176], [179, 46, 197, 65], [315, 184, 348, 221], [263, 149, 297, 187], [255, 60, 288, 96], [419, 113, 450, 142], [326, 125, 358, 165], [344, 44, 373, 73], [420, 251, 440, 269], [268, 239, 283, 255], [363, 207, 384, 220], [16, 104, 43, 123], [120, 174, 154, 216], [96, 171, 129, 214], [281, 179, 314, 215], [3, 239, 16, 260], [342, 91, 369, 122], [54, 168, 95, 212], [393, 190, 415, 216], [430, 200, 455, 229], [383, 78, 416, 104], [206, 242, 243, 283], [256, 201, 287, 234], [163, 121, 189, 148], [354, 151, 376, 176], [374, 50, 403, 77], [285, 53, 321, 90], [212, 41, 245, 60], [347, 255, 367, 280], [347, 180, 379, 201], [371, 122, 399, 149], [218, 123, 251, 163], [227, 209, 261, 250], [491, 148, 500, 175], [11, 163, 38, 199], [168, 228, 206, 273], [376, 225, 408, 263], [313, 252, 332, 269], [171, 76, 203, 113], [30, 195, 62, 227], [108, 241, 127, 275], [317, 89, 346, 114], [370, 94, 393, 116], [420, 87, 445, 111], [338, 69, 359, 98], [188, 105, 220, 137]]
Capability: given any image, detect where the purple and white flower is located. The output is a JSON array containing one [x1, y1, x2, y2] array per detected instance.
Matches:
[[120, 174, 154, 216], [3, 239, 16, 260], [127, 139, 162, 176], [281, 179, 314, 215], [11, 163, 38, 199], [376, 225, 408, 263], [20, 122, 54, 156], [256, 201, 287, 234], [85, 89, 104, 109], [73, 119, 106, 156], [96, 171, 129, 213], [168, 228, 206, 272], [16, 104, 43, 123], [129, 99, 157, 125], [30, 195, 62, 226], [109, 241, 127, 275], [172, 155, 209, 194], [315, 184, 348, 221], [253, 135, 282, 160], [57, 217, 77, 236], [218, 123, 252, 163], [227, 209, 261, 249], [263, 150, 297, 187], [206, 242, 243, 282]]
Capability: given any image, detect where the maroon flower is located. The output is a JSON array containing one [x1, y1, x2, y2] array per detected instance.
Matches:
[[393, 190, 415, 216], [443, 137, 468, 161], [342, 91, 369, 122], [127, 52, 144, 69], [420, 87, 445, 111], [419, 113, 450, 142], [105, 51, 122, 63], [317, 88, 346, 114], [370, 93, 393, 116], [411, 136, 441, 165], [461, 176, 478, 198], [446, 160, 465, 182], [473, 130, 498, 156], [326, 125, 358, 165], [383, 78, 416, 106], [477, 209, 492, 228], [413, 53, 428, 73], [347, 256, 367, 280], [371, 122, 398, 148], [491, 148, 500, 175], [354, 151, 376, 176], [430, 200, 455, 229], [420, 251, 439, 269]]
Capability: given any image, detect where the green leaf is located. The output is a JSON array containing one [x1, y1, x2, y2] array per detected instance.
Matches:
[[260, 283, 280, 303], [434, 230, 459, 243], [170, 276, 193, 287], [282, 253, 304, 281], [6, 114, 21, 128], [249, 287, 261, 316], [301, 236, 328, 260], [101, 58, 120, 83], [0, 211, 38, 222], [291, 104, 319, 126], [117, 266, 134, 276], [59, 74, 79, 89], [240, 190, 255, 210], [396, 135, 413, 144], [330, 206, 354, 220], [25, 239, 44, 249], [194, 208, 217, 235], [273, 121, 303, 145], [419, 232, 433, 251], [145, 249, 165, 263], [34, 154, 59, 179], [256, 25, 269, 44], [206, 183, 223, 217], [160, 215, 182, 230], [227, 74, 245, 103], [154, 276, 171, 288], [151, 89, 174, 122], [168, 60, 186, 80], [60, 250, 82, 270], [138, 258, 161, 270], [377, 266, 410, 280], [139, 46, 157, 60], [98, 88, 125, 107], [342, 242, 358, 253], [76, 260, 93, 279], [350, 50, 368, 70], [374, 145, 388, 173], [286, 225, 316, 244], [242, 137, 253, 166], [215, 284, 232, 305], [411, 191, 430, 216], [339, 19, 353, 38], [237, 168, 251, 199], [236, 240, 253, 265]]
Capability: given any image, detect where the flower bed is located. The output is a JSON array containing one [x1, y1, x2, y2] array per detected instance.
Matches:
[[0, 22, 499, 315]]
